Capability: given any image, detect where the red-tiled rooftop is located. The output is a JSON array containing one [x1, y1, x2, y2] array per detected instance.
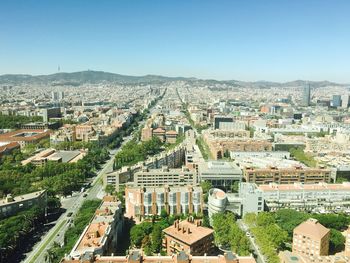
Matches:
[[0, 142, 20, 154], [0, 129, 51, 142], [163, 220, 214, 245], [153, 127, 165, 133], [166, 130, 178, 135], [61, 252, 256, 263]]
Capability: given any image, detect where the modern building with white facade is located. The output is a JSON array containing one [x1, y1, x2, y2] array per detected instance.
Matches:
[[259, 182, 350, 212], [133, 166, 196, 188], [208, 183, 264, 223], [125, 185, 203, 219], [199, 161, 242, 191]]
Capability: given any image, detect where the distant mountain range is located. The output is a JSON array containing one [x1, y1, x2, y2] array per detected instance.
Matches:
[[0, 70, 347, 88]]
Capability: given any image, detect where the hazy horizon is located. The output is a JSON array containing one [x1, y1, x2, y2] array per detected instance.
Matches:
[[0, 69, 349, 85]]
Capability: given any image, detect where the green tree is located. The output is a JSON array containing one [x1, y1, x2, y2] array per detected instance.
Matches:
[[256, 212, 275, 227], [151, 224, 163, 253], [230, 181, 239, 193], [329, 229, 345, 253], [200, 180, 212, 194], [105, 184, 115, 195]]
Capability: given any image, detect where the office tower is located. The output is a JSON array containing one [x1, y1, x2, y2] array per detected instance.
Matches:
[[332, 95, 342, 107], [341, 95, 350, 108], [58, 91, 64, 100], [302, 84, 310, 106], [51, 91, 64, 101], [213, 115, 233, 129], [52, 91, 59, 101], [42, 107, 61, 123]]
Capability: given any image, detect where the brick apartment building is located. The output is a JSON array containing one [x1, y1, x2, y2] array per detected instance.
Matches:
[[244, 166, 331, 185], [292, 218, 330, 257], [162, 219, 214, 256], [0, 129, 50, 148]]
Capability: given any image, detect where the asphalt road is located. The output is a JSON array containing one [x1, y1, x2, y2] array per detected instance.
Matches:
[[237, 219, 266, 263], [22, 134, 135, 263], [22, 107, 152, 263]]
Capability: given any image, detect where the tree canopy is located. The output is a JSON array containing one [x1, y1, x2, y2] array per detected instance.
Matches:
[[212, 212, 251, 256]]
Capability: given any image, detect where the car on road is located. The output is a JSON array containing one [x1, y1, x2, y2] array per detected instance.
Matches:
[[67, 212, 73, 217], [83, 193, 88, 197]]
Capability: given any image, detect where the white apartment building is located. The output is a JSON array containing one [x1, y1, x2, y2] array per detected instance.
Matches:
[[259, 182, 350, 212], [133, 166, 196, 187], [125, 186, 203, 219]]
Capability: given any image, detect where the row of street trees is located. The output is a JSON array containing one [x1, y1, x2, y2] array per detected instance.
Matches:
[[44, 199, 101, 263], [244, 210, 350, 262], [211, 213, 251, 256], [0, 206, 45, 261], [244, 212, 288, 263], [0, 114, 42, 129], [113, 137, 163, 170]]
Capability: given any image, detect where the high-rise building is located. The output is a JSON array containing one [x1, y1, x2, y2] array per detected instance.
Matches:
[[302, 84, 311, 106], [341, 95, 350, 108], [51, 91, 64, 101], [42, 107, 61, 123], [332, 95, 342, 107]]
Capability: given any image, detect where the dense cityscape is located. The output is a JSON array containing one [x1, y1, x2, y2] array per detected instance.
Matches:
[[0, 73, 350, 263]]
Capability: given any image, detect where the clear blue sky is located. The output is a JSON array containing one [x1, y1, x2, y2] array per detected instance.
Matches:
[[0, 0, 349, 82]]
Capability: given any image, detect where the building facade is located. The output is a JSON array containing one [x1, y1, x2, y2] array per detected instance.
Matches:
[[293, 218, 330, 257], [0, 129, 51, 148], [199, 161, 242, 191], [62, 250, 256, 263], [0, 190, 47, 219], [163, 219, 214, 256], [259, 182, 350, 212], [125, 186, 203, 219], [133, 166, 196, 188], [69, 196, 124, 259], [244, 166, 331, 185]]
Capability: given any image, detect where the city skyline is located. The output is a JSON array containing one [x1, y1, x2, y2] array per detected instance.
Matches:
[[1, 0, 350, 82]]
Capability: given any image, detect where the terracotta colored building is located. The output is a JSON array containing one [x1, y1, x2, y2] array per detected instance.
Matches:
[[166, 130, 178, 144], [292, 218, 330, 257], [244, 166, 331, 185], [141, 126, 153, 142], [153, 127, 166, 142], [163, 219, 214, 256], [75, 125, 95, 142], [61, 250, 257, 263], [0, 129, 50, 148], [0, 142, 20, 158]]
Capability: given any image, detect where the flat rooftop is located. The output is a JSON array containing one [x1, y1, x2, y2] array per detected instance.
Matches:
[[235, 156, 306, 169], [0, 190, 46, 206], [259, 182, 350, 192], [50, 150, 81, 163], [199, 161, 242, 177]]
